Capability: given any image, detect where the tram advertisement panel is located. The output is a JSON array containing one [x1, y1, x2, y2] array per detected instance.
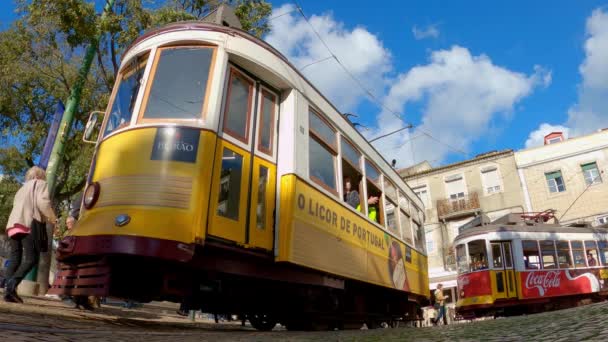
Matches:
[[278, 175, 429, 296], [458, 271, 492, 298], [520, 270, 608, 298]]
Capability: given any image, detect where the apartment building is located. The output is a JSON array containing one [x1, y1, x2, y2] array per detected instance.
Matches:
[[399, 150, 527, 308], [515, 130, 608, 226]]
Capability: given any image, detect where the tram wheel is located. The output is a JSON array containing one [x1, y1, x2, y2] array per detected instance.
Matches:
[[248, 313, 277, 331]]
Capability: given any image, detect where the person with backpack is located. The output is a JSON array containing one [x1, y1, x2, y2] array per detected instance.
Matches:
[[4, 166, 57, 303]]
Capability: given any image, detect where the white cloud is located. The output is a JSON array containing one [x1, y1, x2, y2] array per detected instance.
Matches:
[[374, 46, 549, 166], [412, 24, 440, 40], [524, 123, 570, 148], [265, 4, 392, 111], [265, 5, 549, 168], [527, 8, 608, 144], [566, 8, 608, 136]]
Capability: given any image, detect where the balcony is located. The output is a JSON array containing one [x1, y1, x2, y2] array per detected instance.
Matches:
[[437, 192, 480, 220]]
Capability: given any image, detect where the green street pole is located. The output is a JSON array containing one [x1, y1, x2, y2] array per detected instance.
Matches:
[[33, 0, 116, 295]]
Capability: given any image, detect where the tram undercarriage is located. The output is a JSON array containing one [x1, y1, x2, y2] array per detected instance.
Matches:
[[50, 237, 424, 330]]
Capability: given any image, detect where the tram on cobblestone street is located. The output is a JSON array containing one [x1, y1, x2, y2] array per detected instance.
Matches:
[[455, 213, 608, 318], [48, 20, 430, 330]]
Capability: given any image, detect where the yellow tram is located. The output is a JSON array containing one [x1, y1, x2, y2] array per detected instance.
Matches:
[[51, 21, 429, 330]]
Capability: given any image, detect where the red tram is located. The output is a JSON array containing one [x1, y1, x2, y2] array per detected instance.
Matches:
[[455, 213, 608, 318]]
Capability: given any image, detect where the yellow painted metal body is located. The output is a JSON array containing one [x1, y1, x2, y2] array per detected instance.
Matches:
[[76, 128, 216, 244], [278, 174, 429, 296], [74, 128, 426, 295]]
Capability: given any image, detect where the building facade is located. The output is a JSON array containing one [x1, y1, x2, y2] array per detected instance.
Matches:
[[399, 150, 527, 313], [515, 130, 608, 226]]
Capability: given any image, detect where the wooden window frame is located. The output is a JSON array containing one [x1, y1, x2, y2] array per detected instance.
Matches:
[[256, 88, 277, 155], [340, 137, 361, 171], [137, 45, 218, 124], [385, 197, 400, 237], [540, 240, 558, 269], [309, 108, 337, 151], [365, 159, 381, 184], [222, 67, 255, 144], [309, 108, 338, 196], [100, 52, 150, 139]]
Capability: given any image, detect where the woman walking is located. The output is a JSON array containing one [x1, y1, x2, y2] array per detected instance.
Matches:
[[4, 166, 57, 303]]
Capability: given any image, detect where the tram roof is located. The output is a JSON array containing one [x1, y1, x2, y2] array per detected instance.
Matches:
[[455, 224, 608, 242]]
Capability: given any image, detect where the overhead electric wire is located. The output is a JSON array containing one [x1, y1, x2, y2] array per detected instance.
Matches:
[[290, 2, 497, 167]]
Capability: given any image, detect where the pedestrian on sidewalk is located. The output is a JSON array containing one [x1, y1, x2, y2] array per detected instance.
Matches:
[[4, 166, 57, 303], [431, 283, 449, 326]]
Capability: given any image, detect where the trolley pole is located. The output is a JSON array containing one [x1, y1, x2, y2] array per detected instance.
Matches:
[[36, 0, 116, 295]]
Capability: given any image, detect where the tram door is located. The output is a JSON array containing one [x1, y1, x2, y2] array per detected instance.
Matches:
[[491, 241, 517, 299], [208, 66, 278, 251]]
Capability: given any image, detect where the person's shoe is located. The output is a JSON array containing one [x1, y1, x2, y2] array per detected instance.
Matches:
[[4, 279, 23, 304]]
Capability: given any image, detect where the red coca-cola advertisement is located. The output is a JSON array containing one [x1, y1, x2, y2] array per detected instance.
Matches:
[[458, 271, 492, 298], [520, 270, 605, 298]]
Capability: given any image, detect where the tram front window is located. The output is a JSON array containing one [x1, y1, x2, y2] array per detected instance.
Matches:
[[142, 46, 214, 120], [103, 54, 148, 137], [468, 240, 488, 271], [456, 244, 468, 273]]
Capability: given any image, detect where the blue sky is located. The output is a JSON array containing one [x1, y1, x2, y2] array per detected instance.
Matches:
[[2, 1, 608, 167]]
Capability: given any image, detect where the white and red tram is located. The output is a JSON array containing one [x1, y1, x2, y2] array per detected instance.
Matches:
[[454, 213, 608, 318]]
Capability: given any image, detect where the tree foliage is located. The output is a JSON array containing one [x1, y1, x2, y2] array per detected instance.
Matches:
[[0, 0, 272, 221]]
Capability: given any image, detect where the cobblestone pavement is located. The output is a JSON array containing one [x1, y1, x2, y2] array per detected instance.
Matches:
[[2, 296, 608, 341]]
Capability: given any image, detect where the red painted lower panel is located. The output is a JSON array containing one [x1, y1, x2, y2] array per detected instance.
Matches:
[[458, 271, 492, 297], [520, 269, 608, 298]]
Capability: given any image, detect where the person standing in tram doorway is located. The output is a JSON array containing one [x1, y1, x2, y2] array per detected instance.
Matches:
[[432, 283, 449, 325]]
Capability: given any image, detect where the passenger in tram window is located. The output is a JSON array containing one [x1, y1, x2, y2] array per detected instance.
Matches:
[[343, 176, 360, 209], [587, 252, 597, 267], [366, 195, 380, 222]]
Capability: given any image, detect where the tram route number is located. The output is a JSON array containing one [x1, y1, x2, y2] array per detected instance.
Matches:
[[297, 193, 386, 250], [151, 127, 200, 163]]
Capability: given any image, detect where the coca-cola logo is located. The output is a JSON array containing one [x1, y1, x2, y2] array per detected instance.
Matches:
[[525, 271, 561, 296]]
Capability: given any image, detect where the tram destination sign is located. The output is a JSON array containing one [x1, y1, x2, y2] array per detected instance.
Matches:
[[151, 127, 200, 163]]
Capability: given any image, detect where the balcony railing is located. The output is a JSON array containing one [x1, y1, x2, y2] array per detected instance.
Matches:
[[437, 192, 480, 218]]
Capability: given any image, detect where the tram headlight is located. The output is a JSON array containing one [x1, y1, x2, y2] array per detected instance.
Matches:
[[83, 182, 100, 209]]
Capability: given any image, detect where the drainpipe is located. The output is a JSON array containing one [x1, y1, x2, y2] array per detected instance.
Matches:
[[517, 168, 533, 212]]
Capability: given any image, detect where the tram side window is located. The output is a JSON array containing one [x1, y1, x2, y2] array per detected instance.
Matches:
[[571, 241, 586, 268], [223, 69, 254, 142], [522, 240, 541, 269], [599, 241, 608, 265], [456, 244, 468, 273], [104, 53, 148, 137], [556, 241, 573, 268], [413, 221, 423, 251], [365, 160, 383, 225], [585, 241, 599, 266], [468, 240, 488, 271], [341, 138, 363, 211], [399, 192, 413, 245], [257, 89, 277, 155], [142, 47, 214, 121], [384, 179, 400, 237], [309, 109, 337, 193], [540, 240, 557, 269]]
